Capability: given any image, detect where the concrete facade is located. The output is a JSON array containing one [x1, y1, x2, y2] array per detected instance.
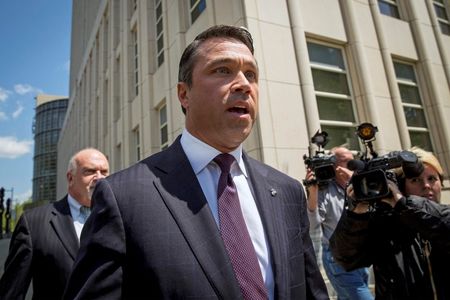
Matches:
[[57, 0, 450, 202]]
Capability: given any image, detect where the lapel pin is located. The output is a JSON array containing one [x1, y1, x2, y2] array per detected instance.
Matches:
[[270, 188, 277, 197]]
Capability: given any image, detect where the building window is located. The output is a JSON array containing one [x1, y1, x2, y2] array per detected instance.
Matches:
[[393, 61, 433, 151], [159, 104, 168, 150], [433, 0, 450, 35], [378, 0, 400, 19], [307, 42, 359, 150], [132, 126, 141, 162], [132, 27, 139, 97], [155, 0, 164, 67], [189, 0, 206, 24]]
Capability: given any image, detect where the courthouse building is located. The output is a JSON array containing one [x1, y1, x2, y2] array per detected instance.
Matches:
[[57, 0, 450, 201]]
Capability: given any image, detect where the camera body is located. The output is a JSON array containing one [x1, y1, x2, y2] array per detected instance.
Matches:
[[303, 153, 337, 186], [350, 150, 419, 202], [303, 130, 336, 187]]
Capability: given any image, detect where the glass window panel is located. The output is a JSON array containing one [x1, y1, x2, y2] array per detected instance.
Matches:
[[156, 2, 162, 17], [378, 1, 400, 18], [157, 19, 163, 34], [307, 43, 345, 69], [190, 0, 206, 23], [394, 62, 416, 82], [157, 36, 163, 52], [409, 131, 433, 151], [161, 125, 168, 145], [159, 105, 167, 125], [158, 54, 164, 66], [398, 84, 421, 104], [311, 69, 350, 95], [439, 21, 450, 35], [434, 5, 448, 19], [191, 6, 202, 23], [321, 125, 360, 150], [317, 97, 355, 122], [403, 107, 428, 127]]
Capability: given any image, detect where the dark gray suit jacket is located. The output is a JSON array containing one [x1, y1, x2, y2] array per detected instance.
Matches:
[[64, 137, 328, 299], [0, 196, 78, 300]]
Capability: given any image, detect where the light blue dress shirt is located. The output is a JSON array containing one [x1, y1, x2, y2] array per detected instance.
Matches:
[[68, 194, 89, 240]]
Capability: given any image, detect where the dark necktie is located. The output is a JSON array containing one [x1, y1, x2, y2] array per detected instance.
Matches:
[[214, 153, 268, 300]]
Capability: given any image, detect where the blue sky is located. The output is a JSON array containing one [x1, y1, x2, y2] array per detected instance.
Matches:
[[0, 1, 72, 204]]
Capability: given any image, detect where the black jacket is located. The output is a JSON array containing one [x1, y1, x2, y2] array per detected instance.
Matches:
[[330, 196, 450, 300], [0, 197, 78, 300]]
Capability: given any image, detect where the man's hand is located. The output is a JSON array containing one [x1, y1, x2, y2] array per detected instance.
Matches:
[[346, 185, 369, 214], [381, 180, 404, 208], [305, 168, 319, 211]]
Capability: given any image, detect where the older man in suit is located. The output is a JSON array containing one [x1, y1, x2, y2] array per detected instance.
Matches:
[[0, 148, 109, 300], [64, 25, 328, 300]]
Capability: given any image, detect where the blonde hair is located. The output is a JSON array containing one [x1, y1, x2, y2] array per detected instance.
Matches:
[[409, 147, 444, 183]]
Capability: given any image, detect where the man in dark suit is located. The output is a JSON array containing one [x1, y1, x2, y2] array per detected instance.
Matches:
[[64, 25, 328, 300], [0, 148, 109, 300]]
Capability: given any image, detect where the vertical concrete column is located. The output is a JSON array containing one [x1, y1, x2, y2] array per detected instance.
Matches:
[[339, 0, 384, 150], [425, 0, 450, 86], [286, 0, 321, 139], [408, 1, 450, 172], [368, 0, 410, 148]]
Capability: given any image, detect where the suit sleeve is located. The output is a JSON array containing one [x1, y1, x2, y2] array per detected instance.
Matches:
[[0, 214, 33, 300], [396, 195, 450, 253], [297, 184, 330, 300], [63, 179, 126, 300]]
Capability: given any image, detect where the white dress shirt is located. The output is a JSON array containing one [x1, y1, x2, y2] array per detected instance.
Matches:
[[180, 129, 274, 299], [67, 194, 88, 240]]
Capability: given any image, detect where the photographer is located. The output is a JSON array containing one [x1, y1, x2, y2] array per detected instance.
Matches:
[[306, 147, 374, 300], [329, 147, 450, 299]]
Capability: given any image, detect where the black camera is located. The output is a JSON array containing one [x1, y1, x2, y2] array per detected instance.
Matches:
[[349, 150, 420, 202], [303, 130, 336, 186], [348, 123, 423, 203]]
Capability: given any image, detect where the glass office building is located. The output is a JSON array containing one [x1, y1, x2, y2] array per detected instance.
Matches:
[[32, 95, 68, 202]]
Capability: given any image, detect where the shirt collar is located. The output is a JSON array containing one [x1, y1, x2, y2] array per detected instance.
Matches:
[[180, 128, 248, 177], [67, 193, 83, 218]]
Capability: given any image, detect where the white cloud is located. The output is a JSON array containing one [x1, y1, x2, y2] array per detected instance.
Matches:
[[0, 136, 33, 159], [14, 84, 43, 96], [0, 87, 12, 102], [14, 84, 33, 95], [0, 111, 8, 121], [12, 103, 24, 119]]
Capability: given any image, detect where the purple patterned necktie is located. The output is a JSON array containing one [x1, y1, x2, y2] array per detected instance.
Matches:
[[214, 153, 268, 300]]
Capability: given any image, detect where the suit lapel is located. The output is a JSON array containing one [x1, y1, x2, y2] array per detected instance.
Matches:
[[50, 197, 79, 260], [150, 138, 242, 299], [243, 154, 289, 299]]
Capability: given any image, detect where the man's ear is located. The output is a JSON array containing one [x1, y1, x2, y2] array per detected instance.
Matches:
[[67, 171, 73, 186], [177, 82, 189, 112]]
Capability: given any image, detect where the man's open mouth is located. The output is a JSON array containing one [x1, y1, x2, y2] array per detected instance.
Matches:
[[228, 106, 248, 114]]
